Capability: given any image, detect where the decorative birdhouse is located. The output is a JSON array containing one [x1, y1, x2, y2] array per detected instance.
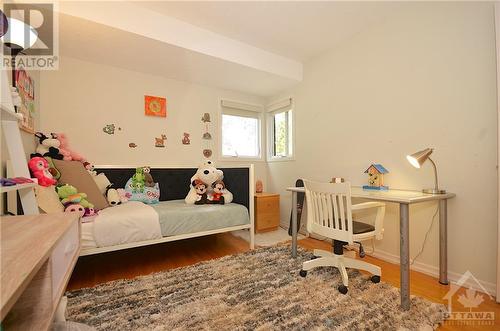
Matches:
[[362, 164, 389, 191]]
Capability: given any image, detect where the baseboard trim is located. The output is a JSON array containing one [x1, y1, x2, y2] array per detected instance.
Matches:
[[371, 249, 497, 297]]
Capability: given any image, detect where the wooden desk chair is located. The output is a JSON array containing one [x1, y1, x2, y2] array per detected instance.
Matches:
[[299, 180, 385, 294]]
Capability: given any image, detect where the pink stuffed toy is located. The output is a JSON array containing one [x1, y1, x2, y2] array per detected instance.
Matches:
[[54, 133, 86, 162], [117, 188, 131, 203], [64, 203, 85, 217], [28, 157, 57, 186]]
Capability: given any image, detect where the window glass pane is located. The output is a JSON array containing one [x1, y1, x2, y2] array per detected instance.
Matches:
[[222, 114, 259, 157], [288, 110, 293, 155], [273, 111, 287, 157]]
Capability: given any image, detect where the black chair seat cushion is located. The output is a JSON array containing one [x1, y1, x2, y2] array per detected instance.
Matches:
[[352, 221, 375, 234]]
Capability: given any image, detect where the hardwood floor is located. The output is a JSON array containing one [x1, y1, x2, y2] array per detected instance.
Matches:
[[68, 234, 499, 330]]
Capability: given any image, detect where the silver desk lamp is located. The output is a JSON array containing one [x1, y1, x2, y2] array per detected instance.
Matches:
[[406, 148, 446, 194]]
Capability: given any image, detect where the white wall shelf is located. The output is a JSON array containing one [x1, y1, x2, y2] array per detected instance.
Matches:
[[1, 66, 39, 216], [0, 183, 36, 194]]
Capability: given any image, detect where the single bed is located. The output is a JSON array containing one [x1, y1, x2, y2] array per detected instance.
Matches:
[[79, 165, 254, 256]]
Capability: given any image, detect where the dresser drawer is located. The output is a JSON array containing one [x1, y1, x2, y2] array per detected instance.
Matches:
[[51, 219, 79, 302]]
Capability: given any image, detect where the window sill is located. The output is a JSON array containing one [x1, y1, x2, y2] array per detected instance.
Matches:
[[219, 156, 265, 163], [267, 156, 295, 163]]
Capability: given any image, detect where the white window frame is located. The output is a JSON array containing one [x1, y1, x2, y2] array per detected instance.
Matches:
[[267, 98, 295, 162], [218, 99, 264, 162]]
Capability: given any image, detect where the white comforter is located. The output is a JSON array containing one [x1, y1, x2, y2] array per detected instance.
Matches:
[[93, 201, 162, 247]]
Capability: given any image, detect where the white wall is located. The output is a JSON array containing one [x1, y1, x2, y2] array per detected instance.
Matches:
[[39, 57, 267, 186], [268, 2, 498, 286]]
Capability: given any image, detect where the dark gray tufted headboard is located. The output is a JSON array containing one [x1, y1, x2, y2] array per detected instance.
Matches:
[[94, 166, 251, 210]]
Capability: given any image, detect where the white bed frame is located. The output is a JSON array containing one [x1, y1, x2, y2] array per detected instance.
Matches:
[[79, 164, 255, 256]]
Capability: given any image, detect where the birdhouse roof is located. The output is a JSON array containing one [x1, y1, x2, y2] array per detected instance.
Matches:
[[364, 164, 389, 174]]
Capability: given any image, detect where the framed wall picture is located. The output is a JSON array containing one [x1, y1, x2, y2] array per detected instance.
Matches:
[[145, 95, 167, 117], [16, 69, 36, 133]]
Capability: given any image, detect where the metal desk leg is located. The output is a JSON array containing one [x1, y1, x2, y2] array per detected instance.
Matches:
[[291, 191, 298, 258], [439, 199, 449, 285], [400, 203, 410, 310]]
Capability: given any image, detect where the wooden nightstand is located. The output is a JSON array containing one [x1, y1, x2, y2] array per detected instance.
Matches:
[[254, 193, 280, 233]]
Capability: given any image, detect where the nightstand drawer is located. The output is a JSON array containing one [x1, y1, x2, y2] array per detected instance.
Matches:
[[256, 196, 279, 213], [256, 212, 280, 230], [254, 193, 280, 233]]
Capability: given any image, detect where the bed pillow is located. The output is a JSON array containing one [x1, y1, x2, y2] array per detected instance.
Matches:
[[53, 159, 109, 210], [124, 178, 160, 204]]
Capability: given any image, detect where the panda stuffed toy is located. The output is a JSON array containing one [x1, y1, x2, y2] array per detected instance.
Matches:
[[184, 160, 233, 204], [31, 132, 64, 160]]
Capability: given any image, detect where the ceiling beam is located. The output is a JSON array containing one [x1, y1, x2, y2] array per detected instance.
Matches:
[[57, 1, 303, 82]]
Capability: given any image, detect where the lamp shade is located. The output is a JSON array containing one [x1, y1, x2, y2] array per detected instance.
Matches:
[[0, 17, 37, 49], [406, 148, 433, 169], [0, 11, 7, 39]]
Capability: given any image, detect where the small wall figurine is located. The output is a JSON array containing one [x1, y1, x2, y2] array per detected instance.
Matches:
[[362, 164, 389, 191], [182, 132, 191, 145], [201, 113, 211, 123], [155, 134, 167, 147], [203, 149, 212, 158], [103, 124, 115, 135]]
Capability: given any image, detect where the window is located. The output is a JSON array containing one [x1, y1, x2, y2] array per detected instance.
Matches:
[[267, 98, 293, 160], [220, 100, 263, 159]]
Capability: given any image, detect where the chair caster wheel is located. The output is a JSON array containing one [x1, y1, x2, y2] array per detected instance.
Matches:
[[338, 285, 348, 294], [371, 275, 381, 283], [299, 270, 307, 277]]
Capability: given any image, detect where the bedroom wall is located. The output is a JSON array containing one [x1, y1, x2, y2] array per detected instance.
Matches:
[[39, 56, 268, 189], [267, 2, 498, 287]]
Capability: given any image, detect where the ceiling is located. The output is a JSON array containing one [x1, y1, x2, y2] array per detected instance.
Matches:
[[134, 1, 403, 62], [54, 1, 404, 97], [58, 14, 299, 97]]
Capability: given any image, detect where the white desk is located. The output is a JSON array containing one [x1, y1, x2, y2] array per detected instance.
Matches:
[[286, 186, 455, 310]]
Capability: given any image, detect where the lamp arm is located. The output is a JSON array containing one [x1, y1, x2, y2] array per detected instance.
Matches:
[[428, 157, 439, 190]]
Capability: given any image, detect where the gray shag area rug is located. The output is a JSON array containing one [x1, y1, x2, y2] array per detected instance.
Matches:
[[66, 246, 445, 330]]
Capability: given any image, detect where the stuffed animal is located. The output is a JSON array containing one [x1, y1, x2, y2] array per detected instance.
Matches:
[[50, 134, 71, 161], [83, 161, 97, 176], [57, 184, 94, 208], [131, 167, 145, 193], [31, 132, 64, 160], [64, 203, 85, 217], [83, 207, 97, 217], [209, 180, 226, 204], [106, 187, 120, 206], [185, 160, 233, 204], [28, 157, 57, 186], [143, 166, 154, 187], [54, 133, 86, 162], [44, 157, 61, 180], [193, 180, 208, 205], [117, 188, 131, 203]]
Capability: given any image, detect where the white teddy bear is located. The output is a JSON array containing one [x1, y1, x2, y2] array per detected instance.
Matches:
[[184, 160, 233, 204]]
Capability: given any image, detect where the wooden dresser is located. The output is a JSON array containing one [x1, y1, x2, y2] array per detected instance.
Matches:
[[254, 193, 280, 233], [1, 213, 81, 330]]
